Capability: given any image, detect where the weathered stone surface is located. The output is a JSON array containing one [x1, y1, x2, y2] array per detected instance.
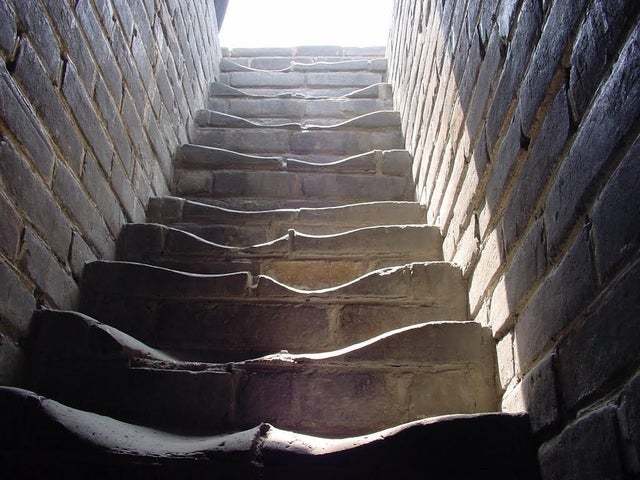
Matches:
[[30, 310, 496, 435], [544, 20, 640, 255], [590, 135, 640, 281], [556, 255, 640, 412], [0, 0, 16, 56], [515, 228, 596, 373], [539, 406, 624, 480], [0, 260, 35, 336], [0, 387, 540, 479], [619, 373, 640, 474]]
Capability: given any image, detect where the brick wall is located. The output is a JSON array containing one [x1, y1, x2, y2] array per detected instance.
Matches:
[[388, 0, 640, 477], [0, 0, 222, 385]]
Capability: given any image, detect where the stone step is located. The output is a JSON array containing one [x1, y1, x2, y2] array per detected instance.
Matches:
[[79, 261, 467, 361], [219, 71, 384, 91], [210, 81, 393, 100], [221, 58, 387, 73], [174, 145, 413, 206], [207, 97, 392, 125], [117, 223, 442, 287], [147, 198, 427, 244], [189, 111, 403, 157], [0, 387, 540, 479], [30, 310, 497, 436]]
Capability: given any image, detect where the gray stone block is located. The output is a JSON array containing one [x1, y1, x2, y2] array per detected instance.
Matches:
[[557, 255, 640, 411], [0, 0, 16, 56], [544, 21, 640, 256], [0, 194, 22, 260], [514, 228, 596, 373], [0, 260, 35, 336], [539, 405, 624, 480], [619, 373, 640, 474], [591, 135, 640, 281]]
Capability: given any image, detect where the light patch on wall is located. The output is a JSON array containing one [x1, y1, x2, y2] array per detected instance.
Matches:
[[220, 0, 394, 47]]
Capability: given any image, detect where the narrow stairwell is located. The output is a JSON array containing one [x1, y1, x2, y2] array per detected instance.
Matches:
[[1, 47, 541, 478]]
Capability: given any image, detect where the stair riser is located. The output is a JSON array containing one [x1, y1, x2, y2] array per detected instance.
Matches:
[[174, 170, 412, 203], [210, 82, 392, 100], [118, 224, 442, 286], [220, 72, 384, 89], [221, 58, 387, 73], [207, 98, 392, 123], [32, 363, 495, 437], [189, 128, 403, 156], [78, 300, 466, 362]]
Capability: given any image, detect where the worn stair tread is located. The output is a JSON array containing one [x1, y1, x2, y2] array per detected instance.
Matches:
[[30, 311, 497, 435], [32, 310, 488, 366], [207, 97, 392, 124], [210, 81, 392, 100], [118, 223, 442, 278], [79, 261, 467, 360], [194, 109, 401, 130], [80, 260, 463, 302], [0, 387, 539, 479], [219, 70, 384, 90], [189, 110, 403, 157], [149, 197, 425, 227], [175, 146, 411, 175], [221, 58, 387, 73]]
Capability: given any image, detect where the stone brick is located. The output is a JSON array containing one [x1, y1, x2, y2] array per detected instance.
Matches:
[[0, 260, 35, 336], [619, 373, 640, 475], [0, 333, 25, 386], [517, 351, 559, 433], [496, 332, 514, 390], [468, 228, 504, 314], [0, 0, 16, 56], [0, 61, 54, 180], [486, 0, 543, 149], [82, 151, 125, 236], [94, 77, 133, 175], [590, 135, 640, 282], [557, 255, 640, 412], [539, 406, 624, 480], [14, 39, 84, 173], [52, 160, 114, 259], [110, 160, 137, 222], [517, 0, 589, 134], [544, 22, 640, 256], [18, 229, 78, 309], [0, 194, 22, 260], [12, 0, 61, 81], [569, 0, 638, 120], [502, 89, 570, 252], [76, 0, 123, 106], [40, 0, 96, 89], [491, 217, 547, 336], [62, 61, 114, 173], [69, 231, 96, 281], [0, 139, 72, 260], [514, 228, 596, 373]]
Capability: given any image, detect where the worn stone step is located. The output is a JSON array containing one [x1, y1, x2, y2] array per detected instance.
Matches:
[[210, 81, 393, 100], [189, 111, 403, 156], [118, 223, 442, 287], [221, 58, 387, 73], [147, 198, 427, 244], [227, 56, 387, 71], [219, 71, 384, 90], [0, 387, 540, 480], [79, 261, 467, 361], [207, 97, 392, 125], [189, 110, 403, 157], [175, 146, 411, 174], [174, 146, 412, 205], [30, 310, 496, 436]]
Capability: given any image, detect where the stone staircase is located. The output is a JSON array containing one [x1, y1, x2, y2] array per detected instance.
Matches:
[[0, 47, 541, 478]]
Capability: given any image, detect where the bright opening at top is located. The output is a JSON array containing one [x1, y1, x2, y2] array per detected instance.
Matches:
[[220, 0, 395, 48]]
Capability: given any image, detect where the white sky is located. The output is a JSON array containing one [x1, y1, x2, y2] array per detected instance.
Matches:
[[219, 0, 395, 48]]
